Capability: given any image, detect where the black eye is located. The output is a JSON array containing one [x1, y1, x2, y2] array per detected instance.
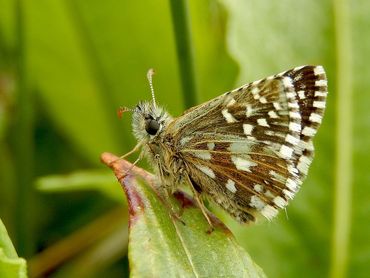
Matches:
[[145, 119, 160, 135]]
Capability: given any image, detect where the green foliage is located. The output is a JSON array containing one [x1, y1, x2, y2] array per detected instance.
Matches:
[[36, 170, 122, 202], [0, 219, 27, 278], [123, 171, 265, 278], [0, 0, 369, 277]]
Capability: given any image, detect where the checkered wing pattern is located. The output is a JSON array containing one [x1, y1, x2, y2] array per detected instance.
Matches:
[[167, 65, 327, 223]]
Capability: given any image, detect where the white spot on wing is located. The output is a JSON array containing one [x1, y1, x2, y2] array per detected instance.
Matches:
[[193, 151, 211, 160], [288, 102, 299, 109], [251, 87, 259, 95], [297, 155, 312, 174], [289, 122, 301, 132], [309, 113, 322, 123], [285, 134, 299, 145], [279, 145, 294, 158], [222, 109, 238, 123], [286, 92, 295, 98], [257, 118, 270, 127], [273, 196, 287, 208], [283, 189, 295, 199], [231, 156, 257, 172], [289, 111, 301, 119], [180, 136, 192, 146], [315, 79, 327, 87], [302, 126, 316, 137], [250, 196, 266, 210], [313, 101, 326, 109], [226, 179, 237, 193], [261, 205, 278, 220], [243, 124, 254, 135], [251, 87, 260, 100], [298, 90, 305, 99], [314, 66, 325, 75], [246, 105, 253, 117], [207, 142, 215, 150], [254, 184, 264, 193], [268, 111, 278, 118], [195, 165, 215, 179], [260, 97, 267, 104], [264, 190, 275, 198], [282, 77, 293, 88], [286, 178, 299, 192], [227, 98, 236, 107], [229, 142, 251, 153], [273, 102, 282, 110], [315, 91, 327, 97]]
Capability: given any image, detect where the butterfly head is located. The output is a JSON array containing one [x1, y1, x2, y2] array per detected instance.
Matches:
[[127, 69, 172, 142], [131, 101, 171, 141]]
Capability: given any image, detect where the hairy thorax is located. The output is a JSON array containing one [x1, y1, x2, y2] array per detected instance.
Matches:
[[144, 134, 186, 193]]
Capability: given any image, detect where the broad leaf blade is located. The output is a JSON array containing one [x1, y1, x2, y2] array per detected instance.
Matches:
[[101, 153, 266, 278], [349, 2, 370, 276]]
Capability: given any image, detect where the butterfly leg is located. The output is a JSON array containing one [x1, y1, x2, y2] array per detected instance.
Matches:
[[116, 155, 142, 180], [162, 189, 186, 226], [153, 155, 186, 225], [186, 175, 214, 233], [109, 142, 142, 167]]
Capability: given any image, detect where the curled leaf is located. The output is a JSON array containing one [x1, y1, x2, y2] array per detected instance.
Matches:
[[101, 152, 266, 278]]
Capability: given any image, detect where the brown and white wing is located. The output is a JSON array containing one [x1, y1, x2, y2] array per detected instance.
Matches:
[[167, 65, 327, 222]]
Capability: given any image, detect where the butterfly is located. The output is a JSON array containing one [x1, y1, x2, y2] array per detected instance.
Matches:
[[119, 66, 327, 229]]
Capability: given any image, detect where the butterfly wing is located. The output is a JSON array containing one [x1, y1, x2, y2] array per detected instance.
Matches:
[[166, 65, 327, 223]]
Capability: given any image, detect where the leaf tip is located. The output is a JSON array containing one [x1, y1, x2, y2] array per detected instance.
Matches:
[[122, 177, 146, 226]]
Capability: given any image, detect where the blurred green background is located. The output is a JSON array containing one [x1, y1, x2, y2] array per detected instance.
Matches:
[[0, 0, 369, 277]]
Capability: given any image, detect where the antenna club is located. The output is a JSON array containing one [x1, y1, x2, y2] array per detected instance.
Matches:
[[147, 68, 155, 79], [117, 106, 132, 119]]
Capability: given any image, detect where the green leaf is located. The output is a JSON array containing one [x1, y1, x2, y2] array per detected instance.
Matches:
[[36, 169, 122, 202], [346, 1, 370, 277], [22, 0, 184, 163], [0, 219, 27, 278], [220, 0, 370, 277], [20, 0, 237, 165], [102, 153, 266, 278]]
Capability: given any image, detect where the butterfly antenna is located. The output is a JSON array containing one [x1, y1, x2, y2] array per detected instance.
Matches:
[[147, 68, 156, 108], [117, 106, 134, 119]]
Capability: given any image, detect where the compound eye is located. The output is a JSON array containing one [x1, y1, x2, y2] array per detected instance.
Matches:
[[145, 119, 160, 135]]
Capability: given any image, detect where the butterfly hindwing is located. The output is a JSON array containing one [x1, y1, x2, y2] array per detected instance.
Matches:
[[168, 65, 327, 223]]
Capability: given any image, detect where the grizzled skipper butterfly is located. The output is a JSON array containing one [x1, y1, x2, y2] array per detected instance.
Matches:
[[119, 66, 327, 230]]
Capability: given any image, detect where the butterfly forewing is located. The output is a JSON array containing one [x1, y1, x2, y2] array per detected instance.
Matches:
[[166, 65, 327, 223]]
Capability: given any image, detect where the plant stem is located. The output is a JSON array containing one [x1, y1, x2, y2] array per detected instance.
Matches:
[[28, 207, 128, 277], [14, 0, 35, 256], [331, 0, 353, 277], [169, 0, 198, 108]]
